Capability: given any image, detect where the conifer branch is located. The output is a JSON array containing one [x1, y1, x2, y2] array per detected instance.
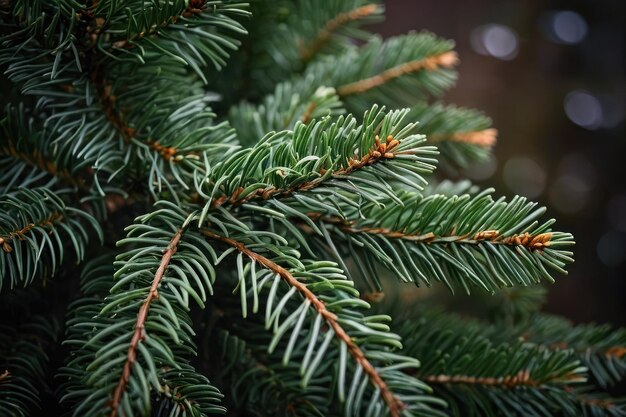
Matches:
[[89, 67, 182, 162], [299, 4, 380, 62], [109, 228, 183, 417], [337, 51, 459, 96], [308, 213, 554, 251], [420, 369, 584, 388], [0, 212, 63, 253], [0, 142, 87, 190], [211, 133, 405, 208], [200, 229, 405, 417]]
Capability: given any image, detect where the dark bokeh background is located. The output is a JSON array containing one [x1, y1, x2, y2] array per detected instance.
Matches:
[[371, 0, 625, 325]]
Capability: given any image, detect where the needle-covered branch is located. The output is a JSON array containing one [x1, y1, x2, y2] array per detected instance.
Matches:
[[61, 204, 225, 417], [293, 188, 574, 293], [200, 224, 446, 417], [0, 188, 102, 291], [201, 106, 437, 222]]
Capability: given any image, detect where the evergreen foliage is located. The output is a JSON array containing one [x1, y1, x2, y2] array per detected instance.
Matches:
[[0, 1, 623, 416]]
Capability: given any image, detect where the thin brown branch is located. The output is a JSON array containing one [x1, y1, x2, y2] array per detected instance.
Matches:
[[420, 369, 584, 388], [88, 66, 181, 161], [309, 214, 554, 251], [211, 134, 401, 208], [200, 229, 404, 417], [111, 0, 208, 49], [0, 143, 88, 190], [109, 229, 183, 417], [299, 4, 380, 62], [430, 128, 498, 148], [337, 51, 459, 97], [0, 212, 63, 253]]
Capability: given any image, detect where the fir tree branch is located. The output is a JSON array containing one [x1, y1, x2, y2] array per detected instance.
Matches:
[[420, 369, 584, 388], [0, 212, 63, 253], [0, 142, 87, 190], [211, 133, 403, 207], [308, 213, 554, 251], [299, 4, 380, 62], [109, 228, 183, 417], [337, 50, 458, 97], [200, 229, 405, 417]]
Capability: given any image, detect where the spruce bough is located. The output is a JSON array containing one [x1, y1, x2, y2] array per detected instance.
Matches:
[[0, 1, 624, 416]]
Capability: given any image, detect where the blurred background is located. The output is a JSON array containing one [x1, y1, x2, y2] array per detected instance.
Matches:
[[371, 0, 625, 325]]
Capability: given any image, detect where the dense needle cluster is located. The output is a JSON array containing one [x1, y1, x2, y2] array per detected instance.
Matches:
[[0, 1, 625, 417]]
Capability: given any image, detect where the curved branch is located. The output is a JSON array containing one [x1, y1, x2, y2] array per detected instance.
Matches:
[[109, 229, 183, 417], [200, 229, 405, 417], [337, 51, 458, 97]]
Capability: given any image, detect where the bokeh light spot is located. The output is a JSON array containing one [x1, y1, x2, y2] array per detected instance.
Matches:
[[552, 11, 588, 44], [564, 90, 603, 129], [471, 24, 519, 60]]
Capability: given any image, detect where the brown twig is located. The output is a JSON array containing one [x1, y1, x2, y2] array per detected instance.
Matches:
[[0, 212, 64, 253], [420, 369, 584, 388], [299, 4, 380, 62], [200, 229, 404, 417], [211, 134, 401, 208], [337, 51, 459, 97], [109, 229, 183, 417], [0, 143, 88, 190], [308, 214, 553, 251]]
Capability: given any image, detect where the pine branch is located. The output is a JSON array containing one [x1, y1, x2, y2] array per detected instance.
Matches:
[[397, 313, 591, 417], [507, 315, 626, 388], [202, 106, 437, 221], [61, 204, 225, 417], [201, 229, 405, 416], [300, 33, 458, 113], [0, 188, 102, 290], [289, 188, 574, 293], [337, 51, 458, 97], [109, 229, 183, 417], [194, 218, 446, 417]]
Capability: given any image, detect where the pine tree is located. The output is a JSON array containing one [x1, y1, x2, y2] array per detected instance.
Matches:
[[0, 1, 624, 416]]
